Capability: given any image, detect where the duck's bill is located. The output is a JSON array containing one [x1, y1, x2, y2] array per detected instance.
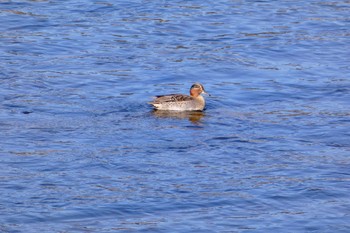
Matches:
[[202, 90, 211, 96]]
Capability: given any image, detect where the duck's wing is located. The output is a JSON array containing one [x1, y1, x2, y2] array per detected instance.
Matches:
[[150, 94, 194, 104]]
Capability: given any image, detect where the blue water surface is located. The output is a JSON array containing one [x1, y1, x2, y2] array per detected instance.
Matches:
[[1, 0, 349, 232]]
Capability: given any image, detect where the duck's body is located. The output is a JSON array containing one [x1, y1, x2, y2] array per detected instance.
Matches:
[[151, 94, 205, 111], [149, 83, 208, 111]]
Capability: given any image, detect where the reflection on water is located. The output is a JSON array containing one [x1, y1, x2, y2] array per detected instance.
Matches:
[[152, 110, 205, 124]]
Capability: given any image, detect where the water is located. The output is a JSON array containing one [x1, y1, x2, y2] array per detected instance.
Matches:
[[1, 0, 349, 232]]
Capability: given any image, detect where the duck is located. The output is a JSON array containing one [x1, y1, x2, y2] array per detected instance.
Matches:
[[149, 83, 209, 111]]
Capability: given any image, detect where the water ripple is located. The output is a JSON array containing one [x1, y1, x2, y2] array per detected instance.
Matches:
[[1, 0, 350, 232]]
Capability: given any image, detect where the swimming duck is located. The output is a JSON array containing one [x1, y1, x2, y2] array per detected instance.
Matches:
[[149, 83, 208, 111]]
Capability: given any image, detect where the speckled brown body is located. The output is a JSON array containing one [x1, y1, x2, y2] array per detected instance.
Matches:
[[149, 83, 208, 111]]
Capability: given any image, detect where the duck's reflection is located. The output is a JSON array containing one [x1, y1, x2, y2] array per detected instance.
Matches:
[[152, 110, 205, 124]]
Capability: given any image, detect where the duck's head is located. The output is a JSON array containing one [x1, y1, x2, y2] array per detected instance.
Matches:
[[190, 83, 209, 97]]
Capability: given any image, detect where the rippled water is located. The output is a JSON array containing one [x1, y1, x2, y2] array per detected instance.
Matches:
[[1, 0, 350, 232]]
